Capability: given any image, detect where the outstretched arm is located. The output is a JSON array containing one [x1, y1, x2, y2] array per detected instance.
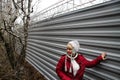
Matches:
[[84, 52, 107, 68]]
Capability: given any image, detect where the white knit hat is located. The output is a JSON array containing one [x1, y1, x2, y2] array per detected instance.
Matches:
[[68, 40, 80, 53]]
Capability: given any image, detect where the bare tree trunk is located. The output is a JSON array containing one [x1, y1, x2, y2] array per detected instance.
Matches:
[[0, 0, 33, 79]]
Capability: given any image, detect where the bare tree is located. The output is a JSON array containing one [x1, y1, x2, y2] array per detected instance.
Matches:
[[0, 0, 37, 79]]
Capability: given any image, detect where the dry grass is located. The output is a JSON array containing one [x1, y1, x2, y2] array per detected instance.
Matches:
[[0, 43, 46, 80]]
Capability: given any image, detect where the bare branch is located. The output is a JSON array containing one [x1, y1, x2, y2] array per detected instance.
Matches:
[[28, 0, 31, 13], [3, 19, 24, 46], [21, 0, 26, 15], [12, 0, 18, 9], [12, 16, 17, 23], [31, 7, 33, 13]]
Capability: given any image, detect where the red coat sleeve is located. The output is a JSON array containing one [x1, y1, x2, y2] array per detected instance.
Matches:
[[81, 55, 103, 68], [56, 55, 71, 80]]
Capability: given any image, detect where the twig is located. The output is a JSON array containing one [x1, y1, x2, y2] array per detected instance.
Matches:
[[3, 19, 24, 46]]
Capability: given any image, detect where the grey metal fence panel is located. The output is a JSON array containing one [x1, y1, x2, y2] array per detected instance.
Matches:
[[27, 0, 120, 80]]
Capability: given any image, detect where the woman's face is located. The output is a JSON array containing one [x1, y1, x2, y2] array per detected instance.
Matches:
[[66, 43, 73, 55]]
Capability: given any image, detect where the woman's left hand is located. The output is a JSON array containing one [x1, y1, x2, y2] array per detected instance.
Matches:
[[101, 52, 107, 60]]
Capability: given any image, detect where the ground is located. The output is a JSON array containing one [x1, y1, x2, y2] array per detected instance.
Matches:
[[0, 42, 46, 80]]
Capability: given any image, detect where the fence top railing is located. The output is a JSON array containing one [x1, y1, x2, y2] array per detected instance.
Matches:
[[31, 0, 110, 22]]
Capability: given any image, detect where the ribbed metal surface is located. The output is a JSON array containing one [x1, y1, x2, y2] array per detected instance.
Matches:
[[27, 0, 120, 80]]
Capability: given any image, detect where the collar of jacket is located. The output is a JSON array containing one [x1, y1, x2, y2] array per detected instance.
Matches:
[[66, 53, 78, 61]]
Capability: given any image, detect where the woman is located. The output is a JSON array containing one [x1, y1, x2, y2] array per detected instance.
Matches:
[[56, 40, 106, 80]]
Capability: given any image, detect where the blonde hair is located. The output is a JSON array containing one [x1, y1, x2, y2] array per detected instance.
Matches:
[[66, 43, 73, 50]]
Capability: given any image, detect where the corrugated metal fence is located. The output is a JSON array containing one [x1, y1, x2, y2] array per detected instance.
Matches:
[[26, 0, 120, 80]]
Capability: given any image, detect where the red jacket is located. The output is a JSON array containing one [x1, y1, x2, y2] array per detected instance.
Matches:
[[56, 54, 103, 80]]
